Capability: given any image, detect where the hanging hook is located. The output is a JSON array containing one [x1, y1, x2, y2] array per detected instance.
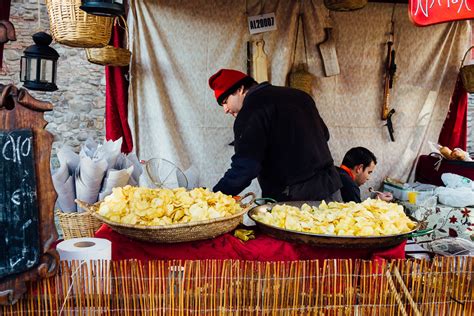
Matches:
[[390, 3, 396, 43]]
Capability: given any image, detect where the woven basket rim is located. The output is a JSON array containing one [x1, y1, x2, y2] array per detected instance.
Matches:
[[56, 209, 94, 216], [76, 192, 255, 231], [87, 45, 131, 53], [91, 206, 250, 230]]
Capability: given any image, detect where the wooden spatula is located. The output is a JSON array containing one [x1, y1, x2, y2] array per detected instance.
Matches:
[[318, 27, 340, 77]]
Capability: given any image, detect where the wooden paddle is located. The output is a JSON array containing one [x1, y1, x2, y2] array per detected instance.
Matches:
[[252, 39, 269, 83], [317, 27, 340, 77]]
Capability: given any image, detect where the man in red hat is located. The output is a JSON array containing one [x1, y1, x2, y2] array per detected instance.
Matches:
[[209, 69, 342, 202]]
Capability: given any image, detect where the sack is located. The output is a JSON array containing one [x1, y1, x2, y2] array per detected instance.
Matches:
[[436, 187, 474, 207], [441, 173, 474, 189]]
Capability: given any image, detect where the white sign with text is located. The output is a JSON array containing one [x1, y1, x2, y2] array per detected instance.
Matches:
[[248, 13, 277, 35]]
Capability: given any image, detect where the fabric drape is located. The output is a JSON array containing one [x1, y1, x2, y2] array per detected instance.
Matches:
[[438, 74, 468, 150], [105, 21, 133, 153], [128, 0, 470, 197]]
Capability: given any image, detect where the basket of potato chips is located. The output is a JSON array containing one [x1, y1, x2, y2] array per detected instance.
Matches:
[[76, 186, 255, 243]]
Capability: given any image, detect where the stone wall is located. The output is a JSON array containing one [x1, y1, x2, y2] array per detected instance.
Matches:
[[0, 0, 106, 165]]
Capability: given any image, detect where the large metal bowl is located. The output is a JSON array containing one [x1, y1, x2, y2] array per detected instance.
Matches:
[[248, 200, 424, 249]]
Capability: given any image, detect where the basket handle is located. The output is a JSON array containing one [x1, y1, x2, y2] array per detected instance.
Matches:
[[114, 15, 129, 50], [75, 199, 100, 213], [407, 228, 433, 238], [254, 197, 277, 206], [237, 192, 257, 208], [461, 46, 474, 67]]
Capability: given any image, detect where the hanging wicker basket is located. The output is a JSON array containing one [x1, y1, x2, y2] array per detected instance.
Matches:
[[288, 14, 313, 96], [324, 0, 368, 11], [85, 16, 131, 66], [289, 63, 313, 95], [460, 46, 474, 93], [86, 45, 131, 66], [56, 210, 103, 240], [46, 0, 113, 48]]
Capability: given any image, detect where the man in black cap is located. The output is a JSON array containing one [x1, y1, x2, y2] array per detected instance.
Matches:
[[209, 68, 342, 202]]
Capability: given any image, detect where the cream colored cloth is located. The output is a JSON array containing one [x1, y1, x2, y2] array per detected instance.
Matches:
[[128, 0, 470, 198]]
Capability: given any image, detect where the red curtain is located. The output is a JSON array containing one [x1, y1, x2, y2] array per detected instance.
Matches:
[[0, 0, 12, 69], [105, 21, 133, 153], [438, 73, 468, 150]]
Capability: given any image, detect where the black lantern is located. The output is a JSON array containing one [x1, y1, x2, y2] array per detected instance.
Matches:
[[20, 32, 59, 92], [80, 0, 125, 17]]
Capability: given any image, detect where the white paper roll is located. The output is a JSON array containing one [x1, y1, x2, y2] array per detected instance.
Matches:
[[57, 238, 112, 296], [57, 238, 111, 262]]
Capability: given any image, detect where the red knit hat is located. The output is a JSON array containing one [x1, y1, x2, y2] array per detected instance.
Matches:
[[208, 69, 254, 106]]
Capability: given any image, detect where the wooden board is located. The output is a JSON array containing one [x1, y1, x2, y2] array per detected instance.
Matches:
[[318, 28, 340, 77]]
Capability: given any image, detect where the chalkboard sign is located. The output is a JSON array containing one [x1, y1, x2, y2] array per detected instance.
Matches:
[[0, 129, 40, 279]]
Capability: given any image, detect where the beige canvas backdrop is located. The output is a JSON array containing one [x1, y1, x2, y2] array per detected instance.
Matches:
[[128, 0, 470, 198]]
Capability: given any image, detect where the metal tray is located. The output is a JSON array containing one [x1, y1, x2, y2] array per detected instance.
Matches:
[[248, 200, 427, 249]]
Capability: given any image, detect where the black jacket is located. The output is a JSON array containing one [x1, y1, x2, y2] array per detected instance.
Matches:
[[336, 166, 361, 203], [213, 83, 341, 201]]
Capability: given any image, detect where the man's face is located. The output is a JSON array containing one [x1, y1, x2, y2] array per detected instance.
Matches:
[[353, 161, 376, 186], [222, 86, 245, 117]]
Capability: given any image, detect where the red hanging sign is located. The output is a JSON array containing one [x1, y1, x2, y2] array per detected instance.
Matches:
[[409, 0, 474, 26]]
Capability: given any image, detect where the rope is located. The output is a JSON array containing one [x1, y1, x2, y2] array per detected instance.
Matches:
[[291, 0, 309, 69]]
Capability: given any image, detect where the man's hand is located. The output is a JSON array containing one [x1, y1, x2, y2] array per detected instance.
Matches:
[[376, 191, 393, 202]]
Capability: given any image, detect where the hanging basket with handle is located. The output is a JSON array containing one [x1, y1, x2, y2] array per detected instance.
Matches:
[[85, 16, 131, 66], [460, 46, 474, 93], [288, 13, 313, 96], [46, 0, 113, 48]]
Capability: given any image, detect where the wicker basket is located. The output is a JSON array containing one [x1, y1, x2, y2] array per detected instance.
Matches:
[[288, 14, 313, 96], [324, 0, 368, 11], [289, 63, 313, 96], [85, 16, 131, 66], [76, 193, 256, 243], [46, 0, 113, 48], [86, 45, 131, 66], [460, 46, 474, 93], [57, 210, 103, 240]]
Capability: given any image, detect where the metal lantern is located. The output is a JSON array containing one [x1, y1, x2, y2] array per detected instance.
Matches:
[[80, 0, 125, 17], [20, 32, 59, 92]]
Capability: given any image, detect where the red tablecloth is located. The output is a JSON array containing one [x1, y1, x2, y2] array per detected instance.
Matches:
[[95, 224, 405, 262]]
